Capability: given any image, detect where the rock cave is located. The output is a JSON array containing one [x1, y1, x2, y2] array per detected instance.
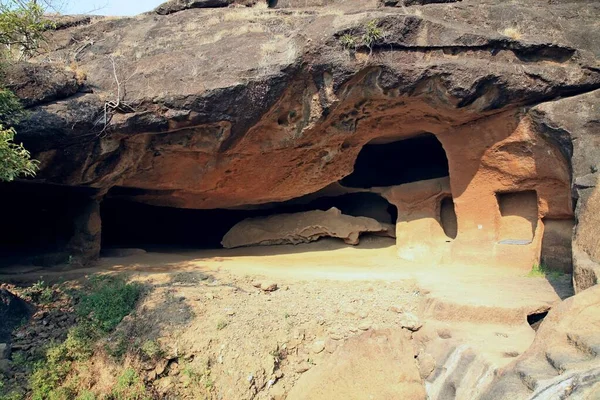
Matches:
[[1, 0, 600, 399]]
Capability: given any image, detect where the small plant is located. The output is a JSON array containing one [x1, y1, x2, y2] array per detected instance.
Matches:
[[216, 320, 228, 331], [339, 20, 384, 57], [362, 20, 383, 54], [21, 280, 53, 304], [339, 33, 356, 50], [10, 352, 29, 369], [528, 262, 563, 280]]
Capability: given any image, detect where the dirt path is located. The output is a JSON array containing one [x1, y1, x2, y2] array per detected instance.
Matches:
[[0, 237, 574, 399]]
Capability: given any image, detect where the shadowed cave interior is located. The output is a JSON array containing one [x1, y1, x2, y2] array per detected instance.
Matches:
[[0, 132, 461, 264], [340, 133, 450, 188]]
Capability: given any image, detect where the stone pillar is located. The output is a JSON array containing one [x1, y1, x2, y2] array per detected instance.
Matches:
[[381, 178, 452, 263]]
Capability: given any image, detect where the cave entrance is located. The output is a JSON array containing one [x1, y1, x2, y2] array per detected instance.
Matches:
[[100, 192, 397, 251], [340, 133, 450, 188], [0, 182, 98, 267]]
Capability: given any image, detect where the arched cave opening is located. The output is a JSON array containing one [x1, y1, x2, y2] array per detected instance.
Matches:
[[100, 192, 397, 251], [340, 133, 450, 189], [0, 182, 98, 267]]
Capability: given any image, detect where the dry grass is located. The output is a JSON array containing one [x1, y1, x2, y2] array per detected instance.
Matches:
[[67, 61, 87, 85], [259, 35, 298, 74], [501, 27, 522, 40]]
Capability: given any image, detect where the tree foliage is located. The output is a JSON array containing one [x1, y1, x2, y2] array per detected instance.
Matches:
[[0, 123, 38, 181], [0, 0, 49, 182], [0, 0, 49, 59]]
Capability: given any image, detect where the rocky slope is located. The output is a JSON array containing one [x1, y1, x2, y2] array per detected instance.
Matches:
[[0, 4, 599, 395]]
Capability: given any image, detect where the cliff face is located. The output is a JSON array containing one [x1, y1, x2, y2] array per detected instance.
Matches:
[[1, 0, 599, 285]]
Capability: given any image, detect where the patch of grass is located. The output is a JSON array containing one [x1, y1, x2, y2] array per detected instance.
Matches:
[[10, 352, 29, 369], [28, 275, 143, 399], [76, 391, 96, 400], [182, 362, 213, 390], [77, 275, 143, 332], [104, 332, 129, 360], [110, 368, 149, 400], [528, 263, 563, 280], [0, 390, 24, 400]]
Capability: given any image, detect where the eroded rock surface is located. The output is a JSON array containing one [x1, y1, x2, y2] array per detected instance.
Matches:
[[481, 285, 600, 399], [287, 329, 426, 400], [222, 207, 392, 248], [529, 90, 600, 292]]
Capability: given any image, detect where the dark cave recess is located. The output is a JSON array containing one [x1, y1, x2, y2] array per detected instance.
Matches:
[[341, 134, 450, 189]]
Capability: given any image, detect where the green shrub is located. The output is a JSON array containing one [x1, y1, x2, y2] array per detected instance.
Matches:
[[77, 276, 142, 333]]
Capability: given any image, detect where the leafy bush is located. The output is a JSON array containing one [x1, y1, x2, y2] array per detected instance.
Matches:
[[0, 125, 38, 182], [0, 0, 52, 182]]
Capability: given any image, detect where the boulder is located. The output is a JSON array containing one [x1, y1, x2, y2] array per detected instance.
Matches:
[[0, 289, 32, 343], [481, 285, 600, 399], [287, 329, 426, 400], [221, 207, 392, 248]]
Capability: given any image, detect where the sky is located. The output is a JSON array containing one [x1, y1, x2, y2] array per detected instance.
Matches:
[[58, 0, 166, 16]]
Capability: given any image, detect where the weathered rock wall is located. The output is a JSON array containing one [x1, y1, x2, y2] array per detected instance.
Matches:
[[529, 90, 600, 292], [2, 0, 600, 273]]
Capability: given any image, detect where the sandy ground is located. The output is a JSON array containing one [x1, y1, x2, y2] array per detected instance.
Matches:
[[0, 237, 574, 399]]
